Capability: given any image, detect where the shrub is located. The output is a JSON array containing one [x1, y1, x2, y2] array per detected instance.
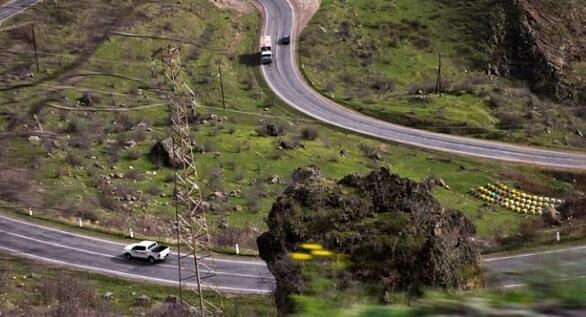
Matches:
[[98, 193, 119, 211], [114, 113, 136, 132], [65, 117, 85, 134], [300, 127, 319, 140], [256, 120, 288, 137], [339, 73, 357, 85], [125, 149, 140, 161], [65, 152, 83, 166], [359, 143, 382, 160], [39, 275, 111, 316], [164, 173, 175, 183], [147, 185, 162, 196], [576, 105, 586, 119], [70, 131, 95, 149], [207, 168, 224, 192], [125, 169, 144, 180], [133, 127, 147, 142], [369, 74, 395, 94], [486, 94, 509, 109], [497, 112, 523, 130], [408, 81, 437, 95]]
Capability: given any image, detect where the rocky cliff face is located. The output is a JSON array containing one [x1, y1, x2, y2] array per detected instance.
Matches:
[[488, 0, 586, 101], [257, 167, 480, 315]]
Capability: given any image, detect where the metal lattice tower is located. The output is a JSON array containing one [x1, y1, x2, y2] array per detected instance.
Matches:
[[154, 45, 223, 316]]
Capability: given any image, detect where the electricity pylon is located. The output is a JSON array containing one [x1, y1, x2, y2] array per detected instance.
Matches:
[[154, 45, 223, 316]]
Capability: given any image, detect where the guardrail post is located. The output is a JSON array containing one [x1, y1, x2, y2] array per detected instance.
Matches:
[[235, 244, 240, 255], [556, 231, 560, 242], [129, 228, 134, 238], [78, 218, 83, 227], [28, 208, 32, 216]]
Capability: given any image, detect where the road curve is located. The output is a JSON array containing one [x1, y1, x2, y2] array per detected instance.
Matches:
[[0, 214, 275, 294], [257, 0, 586, 170]]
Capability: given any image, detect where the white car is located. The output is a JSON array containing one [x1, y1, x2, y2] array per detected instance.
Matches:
[[123, 241, 170, 264]]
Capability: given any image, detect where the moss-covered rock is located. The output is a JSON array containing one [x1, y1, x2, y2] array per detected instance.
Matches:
[[258, 166, 481, 315]]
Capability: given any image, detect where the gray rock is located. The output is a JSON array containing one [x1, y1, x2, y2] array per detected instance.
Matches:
[[435, 178, 451, 190], [210, 191, 226, 201], [135, 295, 150, 306], [27, 135, 41, 144], [267, 175, 280, 184], [103, 291, 114, 301]]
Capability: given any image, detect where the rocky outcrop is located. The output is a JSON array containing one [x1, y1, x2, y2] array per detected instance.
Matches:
[[487, 0, 586, 101], [558, 195, 586, 220], [257, 166, 480, 315]]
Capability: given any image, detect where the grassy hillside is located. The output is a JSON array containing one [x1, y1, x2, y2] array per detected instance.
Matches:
[[299, 0, 585, 148], [0, 0, 583, 253]]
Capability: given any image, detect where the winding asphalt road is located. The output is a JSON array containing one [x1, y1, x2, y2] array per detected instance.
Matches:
[[2, 213, 586, 294], [258, 0, 586, 170], [1, 0, 585, 296], [0, 214, 275, 294]]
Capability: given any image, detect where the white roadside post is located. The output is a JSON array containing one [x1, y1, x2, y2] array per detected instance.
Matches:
[[129, 228, 134, 238], [28, 208, 32, 216], [235, 244, 240, 255], [556, 231, 560, 242], [78, 218, 83, 227]]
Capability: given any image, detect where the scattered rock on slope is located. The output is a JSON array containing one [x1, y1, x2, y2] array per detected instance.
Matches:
[[257, 166, 480, 315]]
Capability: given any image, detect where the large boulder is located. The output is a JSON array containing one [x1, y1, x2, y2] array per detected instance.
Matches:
[[258, 167, 480, 315], [150, 138, 186, 168]]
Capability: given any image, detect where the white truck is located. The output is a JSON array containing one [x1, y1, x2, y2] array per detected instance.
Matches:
[[123, 240, 170, 264], [260, 35, 273, 64]]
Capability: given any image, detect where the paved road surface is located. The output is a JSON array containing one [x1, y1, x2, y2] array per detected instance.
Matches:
[[258, 0, 586, 170], [483, 245, 586, 288], [0, 0, 39, 22], [0, 214, 275, 294], [2, 213, 586, 293]]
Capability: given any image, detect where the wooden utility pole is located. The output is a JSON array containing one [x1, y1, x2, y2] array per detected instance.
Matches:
[[218, 64, 226, 111], [435, 53, 442, 96], [31, 24, 39, 73]]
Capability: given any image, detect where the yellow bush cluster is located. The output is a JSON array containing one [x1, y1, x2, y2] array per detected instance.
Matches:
[[468, 183, 563, 215]]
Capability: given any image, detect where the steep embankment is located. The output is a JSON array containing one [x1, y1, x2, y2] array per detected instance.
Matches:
[[486, 0, 586, 101], [299, 0, 586, 147], [258, 167, 480, 315]]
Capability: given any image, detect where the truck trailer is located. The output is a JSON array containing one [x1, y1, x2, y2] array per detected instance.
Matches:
[[260, 35, 272, 64]]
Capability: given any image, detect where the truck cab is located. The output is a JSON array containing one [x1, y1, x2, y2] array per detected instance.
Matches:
[[260, 35, 273, 64]]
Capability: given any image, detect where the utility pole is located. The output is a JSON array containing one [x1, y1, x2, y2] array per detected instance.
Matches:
[[218, 64, 226, 112], [0, 22, 40, 73], [31, 24, 39, 73], [435, 53, 442, 96], [153, 45, 223, 316]]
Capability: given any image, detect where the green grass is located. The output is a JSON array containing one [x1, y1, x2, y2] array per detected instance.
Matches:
[[0, 0, 583, 253], [299, 0, 586, 148]]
